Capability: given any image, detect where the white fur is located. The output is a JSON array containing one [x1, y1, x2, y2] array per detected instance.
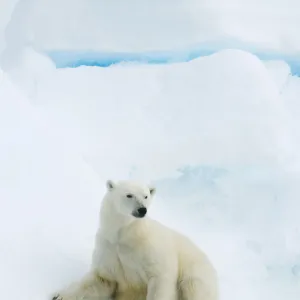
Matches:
[[52, 180, 219, 300]]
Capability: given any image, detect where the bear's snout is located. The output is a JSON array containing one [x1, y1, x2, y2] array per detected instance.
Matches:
[[133, 207, 147, 218], [137, 207, 147, 216]]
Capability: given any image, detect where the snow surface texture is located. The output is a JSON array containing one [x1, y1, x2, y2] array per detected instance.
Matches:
[[1, 47, 300, 300]]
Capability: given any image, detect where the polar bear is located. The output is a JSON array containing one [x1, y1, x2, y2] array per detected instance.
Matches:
[[52, 179, 218, 300]]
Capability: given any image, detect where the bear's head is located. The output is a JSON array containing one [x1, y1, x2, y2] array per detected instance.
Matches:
[[104, 179, 156, 219]]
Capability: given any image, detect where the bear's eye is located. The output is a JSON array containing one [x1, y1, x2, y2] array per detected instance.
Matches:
[[144, 196, 148, 199], [126, 194, 133, 198]]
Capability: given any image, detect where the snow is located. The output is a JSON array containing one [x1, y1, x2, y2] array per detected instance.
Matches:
[[2, 0, 300, 53], [1, 47, 300, 300], [35, 49, 295, 177], [0, 70, 105, 298], [264, 60, 291, 92], [1, 2, 300, 300]]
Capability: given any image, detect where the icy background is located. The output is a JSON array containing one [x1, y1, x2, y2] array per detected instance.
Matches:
[[0, 1, 300, 300]]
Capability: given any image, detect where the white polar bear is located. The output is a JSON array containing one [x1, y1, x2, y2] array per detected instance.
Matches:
[[52, 180, 219, 300]]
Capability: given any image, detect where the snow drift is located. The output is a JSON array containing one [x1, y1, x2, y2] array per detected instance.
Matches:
[[0, 47, 299, 300]]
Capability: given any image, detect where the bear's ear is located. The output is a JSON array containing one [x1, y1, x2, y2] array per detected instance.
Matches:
[[106, 180, 115, 191], [149, 186, 156, 196]]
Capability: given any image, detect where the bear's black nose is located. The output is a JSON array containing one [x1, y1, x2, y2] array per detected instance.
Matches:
[[137, 207, 147, 217]]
